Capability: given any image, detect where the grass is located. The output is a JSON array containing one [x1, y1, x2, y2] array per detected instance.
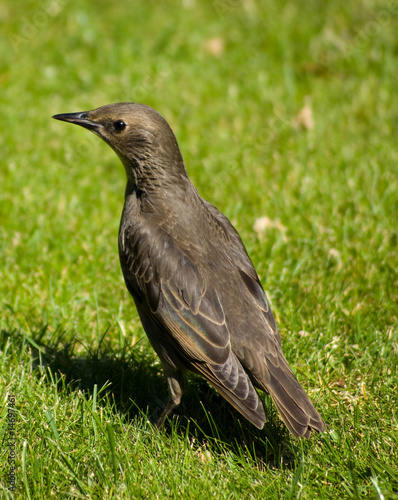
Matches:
[[1, 0, 397, 498]]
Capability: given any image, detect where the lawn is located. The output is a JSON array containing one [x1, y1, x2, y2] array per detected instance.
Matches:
[[1, 0, 397, 498]]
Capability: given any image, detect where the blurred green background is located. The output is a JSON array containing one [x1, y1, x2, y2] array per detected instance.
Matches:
[[1, 1, 397, 498]]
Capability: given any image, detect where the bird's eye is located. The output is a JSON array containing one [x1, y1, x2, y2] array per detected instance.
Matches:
[[113, 120, 126, 131]]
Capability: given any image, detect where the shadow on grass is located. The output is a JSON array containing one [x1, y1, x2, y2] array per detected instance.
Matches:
[[1, 327, 298, 468]]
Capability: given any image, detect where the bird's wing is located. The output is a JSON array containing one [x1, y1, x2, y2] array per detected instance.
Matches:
[[119, 220, 266, 428], [160, 277, 266, 428]]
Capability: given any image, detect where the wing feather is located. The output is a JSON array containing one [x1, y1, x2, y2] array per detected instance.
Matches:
[[119, 220, 267, 427]]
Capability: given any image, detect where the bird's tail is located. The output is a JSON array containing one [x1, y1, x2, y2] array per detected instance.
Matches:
[[260, 357, 326, 438]]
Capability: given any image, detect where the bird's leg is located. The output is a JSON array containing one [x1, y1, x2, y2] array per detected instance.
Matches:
[[156, 370, 185, 429]]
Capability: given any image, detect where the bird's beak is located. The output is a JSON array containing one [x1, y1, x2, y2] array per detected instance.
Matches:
[[52, 111, 101, 131]]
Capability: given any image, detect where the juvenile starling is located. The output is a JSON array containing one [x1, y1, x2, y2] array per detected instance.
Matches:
[[53, 103, 326, 438]]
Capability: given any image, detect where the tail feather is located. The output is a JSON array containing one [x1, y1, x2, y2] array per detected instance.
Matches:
[[264, 361, 326, 438]]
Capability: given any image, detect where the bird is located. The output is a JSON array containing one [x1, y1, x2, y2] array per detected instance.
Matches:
[[53, 103, 326, 438]]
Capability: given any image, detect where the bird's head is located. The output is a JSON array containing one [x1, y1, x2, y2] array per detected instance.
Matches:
[[53, 103, 187, 194]]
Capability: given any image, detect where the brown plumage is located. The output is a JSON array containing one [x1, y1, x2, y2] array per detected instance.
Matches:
[[53, 103, 326, 438]]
